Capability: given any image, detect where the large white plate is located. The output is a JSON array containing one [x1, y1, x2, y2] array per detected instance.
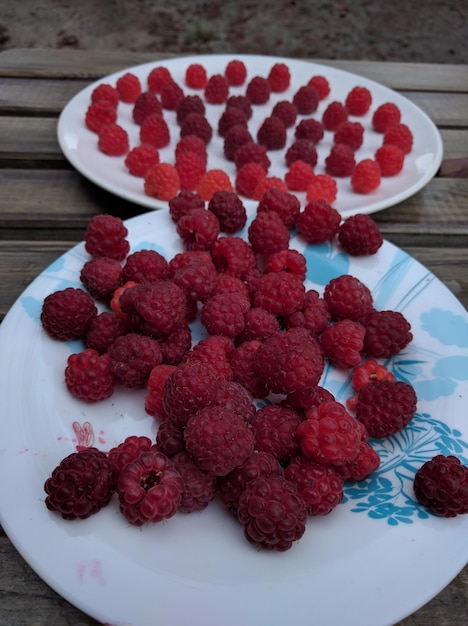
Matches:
[[1, 205, 468, 625], [57, 54, 443, 218]]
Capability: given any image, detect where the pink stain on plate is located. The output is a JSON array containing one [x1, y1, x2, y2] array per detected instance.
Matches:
[[77, 560, 106, 586], [72, 421, 95, 450]]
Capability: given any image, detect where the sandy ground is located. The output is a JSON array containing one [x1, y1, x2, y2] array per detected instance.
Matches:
[[0, 0, 467, 64]]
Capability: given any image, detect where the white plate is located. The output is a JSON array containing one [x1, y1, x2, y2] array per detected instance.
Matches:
[[1, 205, 468, 626], [57, 54, 443, 218]]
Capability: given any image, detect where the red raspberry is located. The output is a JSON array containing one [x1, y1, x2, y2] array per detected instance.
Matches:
[[207, 190, 247, 233], [248, 210, 290, 256], [285, 139, 318, 168], [116, 72, 141, 103], [125, 144, 160, 177], [285, 160, 315, 192], [168, 190, 205, 222], [351, 158, 382, 194], [200, 291, 250, 338], [236, 306, 280, 343], [144, 162, 180, 201], [271, 100, 297, 128], [235, 162, 267, 198], [122, 249, 169, 284], [85, 311, 127, 354], [64, 349, 114, 401], [295, 118, 324, 144], [338, 213, 383, 255], [336, 441, 380, 481], [323, 274, 374, 321], [356, 379, 417, 438], [292, 84, 319, 114], [210, 236, 256, 279], [185, 406, 255, 476], [345, 86, 372, 115], [237, 475, 307, 551], [253, 271, 305, 317], [285, 456, 344, 515], [176, 94, 205, 125], [139, 114, 170, 148], [256, 328, 324, 395], [325, 143, 356, 177], [246, 76, 271, 104], [156, 418, 185, 457], [234, 141, 271, 171], [185, 63, 208, 89], [250, 405, 303, 462], [372, 102, 402, 132], [158, 323, 192, 365], [264, 248, 307, 281], [91, 83, 119, 107], [172, 451, 217, 512], [257, 116, 287, 150], [383, 122, 414, 154], [252, 176, 288, 202], [226, 94, 252, 119], [196, 169, 233, 201], [214, 274, 251, 300], [85, 101, 117, 133], [297, 400, 362, 465], [223, 125, 254, 160], [283, 384, 335, 412], [297, 199, 341, 244], [175, 134, 208, 165], [225, 59, 248, 86], [132, 91, 163, 125], [108, 333, 162, 388], [306, 173, 338, 203], [41, 287, 97, 341], [145, 363, 177, 418], [174, 150, 206, 191], [322, 101, 348, 131], [229, 339, 269, 398], [108, 435, 156, 477], [267, 63, 291, 92], [44, 448, 115, 520], [320, 319, 366, 369], [80, 256, 123, 302], [182, 334, 234, 380], [204, 73, 229, 104], [217, 106, 248, 137], [97, 123, 129, 156], [147, 65, 173, 93], [361, 309, 413, 358], [375, 144, 405, 176], [117, 450, 184, 525], [179, 112, 213, 144], [170, 252, 217, 302], [176, 207, 220, 251], [213, 379, 256, 419], [110, 280, 138, 319], [307, 74, 330, 99], [284, 289, 331, 337], [160, 79, 184, 110], [334, 120, 364, 150], [351, 358, 395, 393], [413, 455, 468, 518]]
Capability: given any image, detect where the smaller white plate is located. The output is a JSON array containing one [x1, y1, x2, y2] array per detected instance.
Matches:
[[57, 54, 443, 217]]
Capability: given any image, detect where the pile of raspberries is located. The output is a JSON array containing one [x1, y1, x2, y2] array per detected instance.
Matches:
[[84, 58, 413, 204], [41, 190, 466, 552]]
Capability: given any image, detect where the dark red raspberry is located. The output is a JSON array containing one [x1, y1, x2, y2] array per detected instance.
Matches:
[[235, 306, 280, 344], [338, 213, 383, 255], [256, 187, 301, 229], [223, 125, 254, 161], [237, 475, 307, 551], [117, 450, 184, 525], [156, 418, 185, 457], [108, 435, 155, 477], [285, 139, 318, 168], [271, 100, 297, 128], [168, 190, 205, 222], [345, 86, 372, 116], [229, 339, 269, 398], [116, 72, 141, 103], [248, 210, 290, 256], [226, 94, 252, 119], [175, 134, 208, 165], [41, 287, 97, 341], [225, 59, 247, 86], [85, 214, 129, 261], [361, 309, 413, 358], [217, 106, 248, 137], [132, 91, 163, 125], [284, 289, 331, 337], [210, 236, 256, 279], [292, 84, 319, 115], [65, 349, 114, 401], [91, 83, 119, 107], [296, 199, 341, 244], [158, 323, 192, 365], [200, 291, 250, 338], [214, 273, 250, 300], [172, 450, 217, 513], [80, 257, 123, 302], [108, 332, 162, 388], [336, 441, 380, 481], [85, 101, 117, 133], [375, 144, 405, 176], [308, 74, 330, 99], [139, 114, 170, 149], [176, 207, 220, 251], [322, 101, 348, 131], [207, 190, 247, 233], [182, 334, 234, 380], [185, 63, 208, 89], [334, 120, 364, 150], [147, 65, 173, 93], [283, 384, 335, 412], [267, 63, 291, 92], [204, 73, 229, 104], [125, 144, 160, 177], [356, 379, 417, 438], [145, 364, 177, 418], [97, 123, 129, 156], [160, 79, 184, 110], [264, 248, 307, 281], [44, 448, 115, 520], [196, 169, 233, 201], [372, 102, 401, 133], [297, 400, 362, 465], [320, 319, 366, 369], [234, 141, 271, 171], [246, 76, 271, 104], [257, 116, 287, 150], [255, 328, 324, 395], [171, 254, 217, 303], [413, 455, 468, 517], [176, 94, 205, 125], [306, 173, 338, 203], [285, 160, 315, 192], [383, 123, 414, 154], [323, 274, 374, 321], [122, 249, 169, 283], [351, 158, 381, 194], [285, 456, 344, 515], [235, 162, 267, 198], [250, 405, 303, 462], [85, 311, 127, 355], [180, 112, 213, 144], [295, 118, 324, 144], [253, 271, 305, 318], [110, 280, 138, 319], [213, 379, 256, 420], [325, 143, 356, 177]]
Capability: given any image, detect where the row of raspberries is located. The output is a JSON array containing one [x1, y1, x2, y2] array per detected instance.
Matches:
[[84, 58, 413, 204]]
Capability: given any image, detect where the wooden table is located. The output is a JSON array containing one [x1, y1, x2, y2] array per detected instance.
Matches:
[[0, 48, 467, 626]]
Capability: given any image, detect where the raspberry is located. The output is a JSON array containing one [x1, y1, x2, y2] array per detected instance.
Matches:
[[132, 91, 163, 125], [172, 451, 217, 513], [97, 123, 129, 156], [80, 256, 123, 302], [320, 319, 366, 369], [214, 273, 251, 300], [322, 101, 348, 131], [307, 75, 330, 100], [334, 120, 364, 150], [139, 114, 170, 149], [224, 59, 248, 86], [336, 441, 380, 481], [248, 210, 290, 256], [41, 287, 97, 341], [145, 364, 177, 418], [413, 455, 468, 517], [284, 289, 330, 337], [264, 248, 307, 282], [235, 162, 267, 198], [226, 94, 252, 119], [325, 143, 356, 177], [64, 349, 114, 401], [323, 274, 374, 321], [85, 101, 117, 133], [285, 456, 344, 515], [160, 79, 184, 110], [294, 118, 324, 144], [108, 436, 155, 477], [122, 249, 169, 284], [176, 94, 205, 125], [176, 207, 220, 250], [125, 144, 160, 177], [200, 292, 250, 338], [223, 125, 254, 161], [168, 190, 205, 222], [175, 150, 206, 191], [207, 190, 247, 233], [117, 450, 184, 525], [185, 406, 255, 476], [250, 405, 303, 462], [213, 379, 256, 419], [185, 63, 208, 89], [375, 144, 405, 176], [158, 323, 192, 365], [175, 134, 208, 165], [237, 475, 307, 551], [182, 335, 234, 380], [144, 162, 180, 201], [246, 76, 271, 104], [338, 213, 383, 255], [156, 418, 185, 457], [255, 328, 324, 395], [253, 271, 305, 317], [306, 173, 338, 203], [234, 141, 271, 171], [292, 84, 319, 115], [285, 139, 318, 168], [44, 448, 115, 520], [351, 358, 395, 392], [257, 116, 287, 150], [271, 100, 297, 128], [285, 160, 315, 192], [196, 169, 233, 201], [383, 123, 414, 154], [296, 199, 341, 244], [85, 311, 127, 354], [116, 72, 141, 103], [170, 252, 217, 302], [235, 306, 280, 343], [210, 236, 256, 279], [283, 384, 335, 412], [147, 66, 173, 93], [372, 102, 402, 132], [356, 379, 417, 438], [217, 106, 248, 137], [229, 339, 269, 398], [179, 112, 213, 144], [361, 309, 413, 358], [204, 73, 229, 104], [267, 63, 291, 92], [297, 400, 362, 465], [91, 83, 119, 107], [110, 280, 138, 319], [345, 86, 372, 116], [108, 332, 162, 388], [351, 159, 381, 194]]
